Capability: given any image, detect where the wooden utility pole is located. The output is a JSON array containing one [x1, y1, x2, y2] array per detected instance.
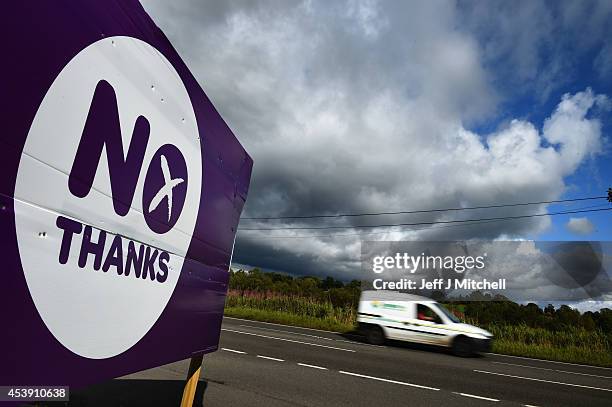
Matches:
[[180, 354, 204, 407]]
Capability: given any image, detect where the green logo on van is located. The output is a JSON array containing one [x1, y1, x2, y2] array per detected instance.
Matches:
[[371, 301, 406, 311]]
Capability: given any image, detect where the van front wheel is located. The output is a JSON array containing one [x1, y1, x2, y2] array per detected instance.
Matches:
[[452, 336, 473, 357], [365, 325, 385, 345]]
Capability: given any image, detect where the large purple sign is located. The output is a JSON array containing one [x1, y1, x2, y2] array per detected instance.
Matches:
[[0, 1, 252, 385]]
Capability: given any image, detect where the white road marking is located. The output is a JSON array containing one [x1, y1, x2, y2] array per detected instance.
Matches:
[[240, 324, 334, 341], [221, 328, 356, 352], [257, 355, 285, 362], [297, 363, 328, 370], [335, 338, 383, 347], [487, 353, 612, 371], [523, 404, 540, 407], [339, 371, 440, 391], [491, 361, 612, 379], [225, 317, 609, 374], [474, 370, 612, 392], [238, 323, 381, 348], [453, 392, 499, 402], [221, 348, 246, 354]]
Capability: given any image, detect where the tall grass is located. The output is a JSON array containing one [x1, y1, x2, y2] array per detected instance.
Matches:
[[225, 289, 355, 328], [485, 323, 612, 366], [224, 291, 612, 367]]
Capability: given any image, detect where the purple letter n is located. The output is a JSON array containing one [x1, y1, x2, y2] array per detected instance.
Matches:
[[68, 80, 150, 216]]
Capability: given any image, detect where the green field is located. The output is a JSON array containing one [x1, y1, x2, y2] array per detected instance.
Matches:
[[225, 291, 612, 367]]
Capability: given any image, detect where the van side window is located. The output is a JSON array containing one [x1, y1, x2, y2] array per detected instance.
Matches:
[[416, 304, 442, 324]]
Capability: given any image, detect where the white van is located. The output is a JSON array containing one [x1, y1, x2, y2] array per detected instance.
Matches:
[[357, 291, 493, 356]]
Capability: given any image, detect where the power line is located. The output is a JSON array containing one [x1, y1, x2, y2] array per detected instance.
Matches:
[[241, 195, 606, 220], [238, 216, 516, 239], [238, 203, 607, 239], [239, 206, 612, 231]]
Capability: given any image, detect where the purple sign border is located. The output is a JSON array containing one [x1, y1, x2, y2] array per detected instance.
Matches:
[[0, 0, 252, 386]]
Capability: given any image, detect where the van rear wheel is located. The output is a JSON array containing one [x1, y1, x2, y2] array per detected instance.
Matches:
[[452, 336, 473, 357], [365, 325, 385, 345]]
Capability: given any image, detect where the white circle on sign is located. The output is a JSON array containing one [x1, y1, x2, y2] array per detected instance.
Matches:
[[14, 36, 202, 359]]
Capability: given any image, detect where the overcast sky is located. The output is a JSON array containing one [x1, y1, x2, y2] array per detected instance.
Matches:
[[142, 0, 612, 282]]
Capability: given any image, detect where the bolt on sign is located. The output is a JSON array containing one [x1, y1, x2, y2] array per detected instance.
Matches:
[[0, 0, 252, 385]]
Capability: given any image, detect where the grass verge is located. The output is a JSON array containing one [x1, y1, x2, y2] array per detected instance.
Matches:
[[224, 306, 354, 333]]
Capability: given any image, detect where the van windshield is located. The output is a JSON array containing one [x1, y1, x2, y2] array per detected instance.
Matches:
[[434, 304, 461, 323]]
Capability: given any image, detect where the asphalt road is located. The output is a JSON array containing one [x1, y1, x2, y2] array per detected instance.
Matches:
[[70, 317, 611, 407]]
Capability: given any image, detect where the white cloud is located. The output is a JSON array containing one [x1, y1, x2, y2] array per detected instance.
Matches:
[[569, 298, 612, 313], [566, 217, 595, 235], [543, 89, 607, 173]]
